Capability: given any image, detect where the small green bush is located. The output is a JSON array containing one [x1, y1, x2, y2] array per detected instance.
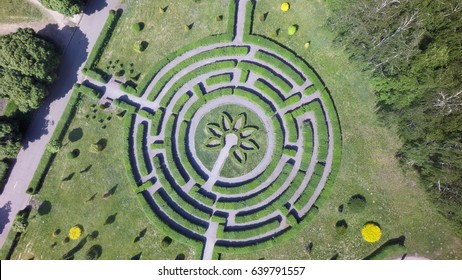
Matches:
[[288, 25, 298, 35], [46, 140, 62, 154], [132, 22, 144, 32], [134, 41, 149, 53], [67, 149, 80, 159], [348, 194, 367, 213]]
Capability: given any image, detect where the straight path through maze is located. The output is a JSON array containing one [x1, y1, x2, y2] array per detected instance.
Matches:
[[104, 0, 341, 259]]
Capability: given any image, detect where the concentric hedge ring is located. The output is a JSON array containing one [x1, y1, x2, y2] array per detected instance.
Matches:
[[122, 0, 341, 259]]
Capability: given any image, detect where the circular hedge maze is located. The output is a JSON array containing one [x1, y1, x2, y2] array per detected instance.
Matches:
[[117, 0, 341, 259]]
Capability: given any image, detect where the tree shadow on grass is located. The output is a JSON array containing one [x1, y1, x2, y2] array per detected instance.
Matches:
[[0, 201, 12, 234], [68, 128, 83, 142], [62, 236, 88, 260], [80, 165, 92, 173], [104, 213, 117, 225], [24, 24, 89, 146], [38, 200, 52, 216], [62, 172, 75, 182]]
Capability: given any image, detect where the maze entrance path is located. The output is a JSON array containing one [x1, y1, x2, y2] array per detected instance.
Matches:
[[109, 0, 341, 259]]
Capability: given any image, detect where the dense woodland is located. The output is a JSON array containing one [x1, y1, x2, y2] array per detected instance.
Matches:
[[327, 0, 462, 233], [39, 0, 85, 17], [0, 28, 60, 184]]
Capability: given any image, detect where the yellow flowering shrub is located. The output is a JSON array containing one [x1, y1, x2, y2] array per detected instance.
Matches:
[[69, 226, 82, 240], [361, 223, 382, 243], [281, 2, 290, 12]]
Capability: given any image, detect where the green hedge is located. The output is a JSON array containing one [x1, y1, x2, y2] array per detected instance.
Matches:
[[238, 61, 292, 94], [233, 87, 274, 116], [283, 114, 298, 143], [255, 51, 305, 86], [160, 173, 212, 221], [205, 73, 233, 87], [222, 220, 280, 240], [74, 83, 102, 99], [135, 121, 150, 177], [253, 79, 285, 107], [120, 109, 139, 192], [293, 163, 325, 210], [152, 191, 207, 235], [136, 192, 204, 259], [235, 170, 305, 224], [83, 9, 122, 84], [120, 82, 138, 96], [82, 68, 108, 84], [243, 35, 324, 89], [189, 185, 215, 207], [215, 162, 294, 210], [158, 60, 236, 108], [299, 119, 314, 172], [172, 93, 191, 115], [149, 47, 244, 102], [137, 34, 234, 95], [27, 87, 82, 194]]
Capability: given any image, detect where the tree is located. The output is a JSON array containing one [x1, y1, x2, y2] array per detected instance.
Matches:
[[0, 28, 60, 83], [0, 28, 60, 112], [46, 140, 62, 154], [0, 118, 21, 158], [39, 0, 84, 17], [12, 218, 28, 233]]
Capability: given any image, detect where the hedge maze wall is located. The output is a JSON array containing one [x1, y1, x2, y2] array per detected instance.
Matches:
[[103, 0, 341, 259]]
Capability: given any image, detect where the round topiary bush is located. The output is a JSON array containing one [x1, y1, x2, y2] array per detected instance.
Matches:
[[69, 225, 83, 240], [361, 222, 382, 243], [348, 194, 367, 213], [281, 2, 290, 12], [161, 236, 173, 247], [67, 149, 80, 159], [132, 22, 145, 32], [175, 253, 186, 260], [53, 228, 61, 237], [86, 245, 103, 260], [288, 25, 298, 35], [335, 219, 348, 235], [134, 41, 149, 53]]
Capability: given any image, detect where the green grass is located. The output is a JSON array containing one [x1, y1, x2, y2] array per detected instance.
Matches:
[[9, 95, 194, 260], [0, 0, 43, 23], [97, 0, 229, 86], [194, 104, 268, 178], [219, 0, 462, 260]]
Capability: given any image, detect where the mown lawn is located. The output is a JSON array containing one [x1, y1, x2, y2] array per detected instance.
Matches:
[[9, 95, 195, 260], [0, 0, 42, 23], [97, 0, 229, 86], [220, 0, 462, 260]]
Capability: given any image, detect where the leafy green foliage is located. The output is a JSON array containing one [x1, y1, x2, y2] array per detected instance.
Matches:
[[39, 0, 84, 16], [0, 118, 21, 158], [328, 0, 462, 233], [0, 28, 60, 112], [46, 140, 62, 154]]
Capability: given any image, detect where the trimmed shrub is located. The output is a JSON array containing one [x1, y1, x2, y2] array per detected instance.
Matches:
[[161, 236, 173, 247], [132, 22, 144, 32], [348, 194, 367, 213], [335, 219, 348, 235], [83, 9, 122, 83], [134, 41, 149, 53], [67, 149, 80, 159], [288, 25, 298, 36]]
